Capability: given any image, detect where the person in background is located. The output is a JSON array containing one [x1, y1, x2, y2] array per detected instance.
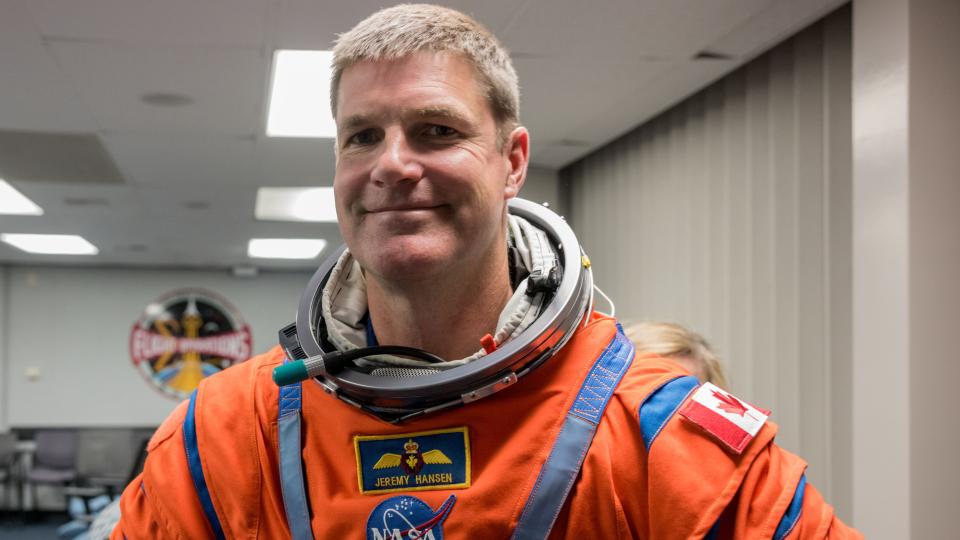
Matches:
[[626, 321, 730, 388]]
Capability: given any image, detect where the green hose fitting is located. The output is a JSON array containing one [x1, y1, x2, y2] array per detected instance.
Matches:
[[272, 360, 309, 387]]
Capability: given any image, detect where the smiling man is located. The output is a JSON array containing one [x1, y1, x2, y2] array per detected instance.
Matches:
[[113, 5, 860, 539]]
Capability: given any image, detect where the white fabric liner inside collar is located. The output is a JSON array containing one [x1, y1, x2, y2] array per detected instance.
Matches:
[[320, 214, 557, 370]]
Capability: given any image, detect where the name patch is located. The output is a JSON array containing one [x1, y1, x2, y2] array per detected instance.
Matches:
[[354, 427, 471, 495]]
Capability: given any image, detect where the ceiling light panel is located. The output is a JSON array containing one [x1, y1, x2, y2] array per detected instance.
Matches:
[[0, 179, 43, 215], [1, 233, 98, 255], [255, 187, 337, 222], [248, 238, 326, 259], [267, 50, 336, 138]]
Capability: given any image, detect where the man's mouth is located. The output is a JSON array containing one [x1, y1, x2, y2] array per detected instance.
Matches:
[[368, 204, 443, 214]]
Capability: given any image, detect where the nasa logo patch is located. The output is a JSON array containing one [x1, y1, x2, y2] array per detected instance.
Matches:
[[366, 494, 456, 540]]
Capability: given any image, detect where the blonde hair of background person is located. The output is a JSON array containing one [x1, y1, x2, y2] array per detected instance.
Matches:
[[625, 322, 730, 389]]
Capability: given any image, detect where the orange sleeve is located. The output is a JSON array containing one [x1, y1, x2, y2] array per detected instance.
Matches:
[[111, 474, 167, 539], [722, 435, 862, 539], [111, 400, 216, 540], [784, 481, 861, 539]]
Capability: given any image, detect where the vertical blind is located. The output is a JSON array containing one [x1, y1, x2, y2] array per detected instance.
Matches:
[[562, 6, 852, 519]]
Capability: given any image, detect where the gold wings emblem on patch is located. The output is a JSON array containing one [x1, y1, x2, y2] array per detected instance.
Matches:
[[372, 449, 452, 470], [422, 449, 453, 465], [372, 453, 402, 470]]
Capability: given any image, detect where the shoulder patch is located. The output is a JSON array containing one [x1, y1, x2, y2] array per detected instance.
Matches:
[[638, 375, 699, 450], [678, 382, 770, 454]]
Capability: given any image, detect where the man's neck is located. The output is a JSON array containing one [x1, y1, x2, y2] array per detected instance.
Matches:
[[365, 249, 514, 361]]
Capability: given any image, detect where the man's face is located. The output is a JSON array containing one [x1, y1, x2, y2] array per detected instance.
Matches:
[[333, 52, 527, 284]]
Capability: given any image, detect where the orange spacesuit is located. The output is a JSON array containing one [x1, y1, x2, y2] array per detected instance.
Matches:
[[113, 315, 860, 539]]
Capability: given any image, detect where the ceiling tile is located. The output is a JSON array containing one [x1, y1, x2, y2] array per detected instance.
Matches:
[[254, 138, 337, 187], [102, 132, 260, 187], [271, 0, 525, 50], [707, 0, 843, 58], [49, 42, 267, 135], [0, 131, 124, 184], [135, 185, 257, 221], [499, 0, 769, 60], [7, 181, 144, 220], [27, 0, 269, 48], [515, 57, 675, 156], [0, 0, 97, 132]]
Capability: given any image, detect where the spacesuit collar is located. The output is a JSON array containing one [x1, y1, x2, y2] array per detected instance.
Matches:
[[320, 214, 558, 370]]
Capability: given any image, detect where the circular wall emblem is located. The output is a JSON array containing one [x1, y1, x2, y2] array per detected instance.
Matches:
[[129, 288, 252, 399]]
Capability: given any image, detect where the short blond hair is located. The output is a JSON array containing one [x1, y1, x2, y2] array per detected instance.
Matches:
[[625, 322, 730, 389], [331, 4, 520, 140]]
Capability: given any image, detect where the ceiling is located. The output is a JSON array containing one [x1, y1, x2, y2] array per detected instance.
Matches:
[[0, 0, 846, 271]]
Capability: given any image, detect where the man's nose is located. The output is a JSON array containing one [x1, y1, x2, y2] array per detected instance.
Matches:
[[370, 129, 423, 186]]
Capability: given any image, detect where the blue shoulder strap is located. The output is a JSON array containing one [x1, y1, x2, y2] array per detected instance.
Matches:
[[511, 326, 635, 540], [774, 474, 807, 540], [278, 359, 315, 540], [185, 363, 314, 540], [183, 390, 227, 540]]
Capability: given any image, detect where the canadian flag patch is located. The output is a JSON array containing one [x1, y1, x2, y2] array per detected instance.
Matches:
[[678, 382, 770, 454]]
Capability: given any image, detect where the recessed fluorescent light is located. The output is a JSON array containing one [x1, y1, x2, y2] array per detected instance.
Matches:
[[1, 233, 98, 255], [248, 238, 327, 259], [267, 50, 336, 138], [255, 187, 338, 222], [0, 179, 43, 215]]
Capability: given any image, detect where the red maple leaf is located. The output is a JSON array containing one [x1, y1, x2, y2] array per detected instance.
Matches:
[[712, 389, 749, 417]]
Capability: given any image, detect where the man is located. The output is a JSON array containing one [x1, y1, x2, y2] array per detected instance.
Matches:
[[114, 4, 860, 538]]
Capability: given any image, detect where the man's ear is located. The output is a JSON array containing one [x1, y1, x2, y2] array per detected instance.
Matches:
[[503, 126, 530, 199]]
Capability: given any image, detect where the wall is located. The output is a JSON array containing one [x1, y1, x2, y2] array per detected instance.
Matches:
[[1, 265, 311, 427], [908, 2, 960, 536], [0, 266, 8, 431], [908, 0, 960, 538], [520, 165, 562, 213], [850, 0, 960, 536], [850, 0, 910, 536], [561, 7, 852, 521]]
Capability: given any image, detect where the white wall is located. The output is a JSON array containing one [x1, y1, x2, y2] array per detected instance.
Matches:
[[851, 0, 909, 536], [1, 265, 311, 427], [908, 2, 960, 536], [0, 266, 8, 432], [852, 0, 960, 537]]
